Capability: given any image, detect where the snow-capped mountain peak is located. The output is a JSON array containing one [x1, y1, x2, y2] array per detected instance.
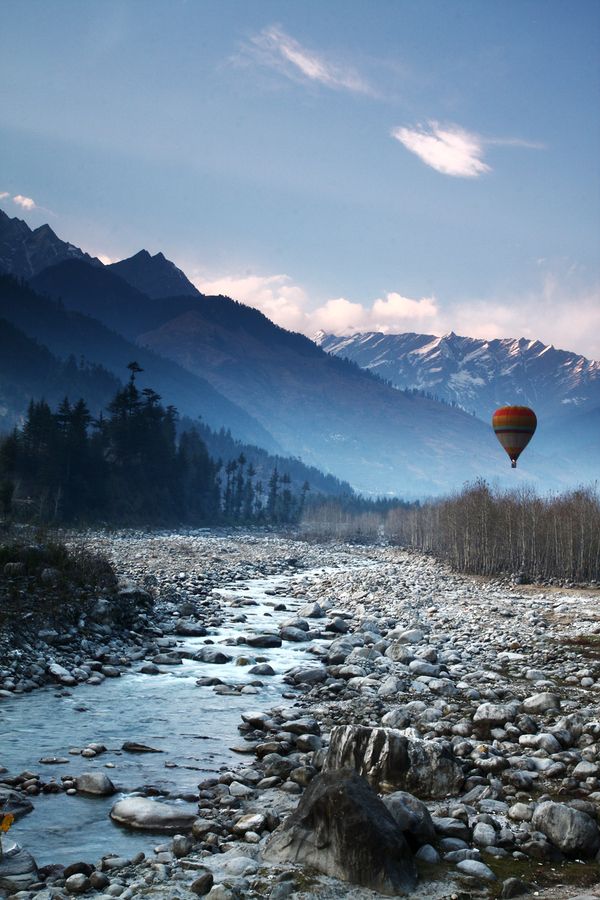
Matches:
[[316, 330, 600, 421]]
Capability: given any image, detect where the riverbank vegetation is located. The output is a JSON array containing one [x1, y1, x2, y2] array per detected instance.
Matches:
[[302, 481, 600, 583], [0, 363, 309, 527], [0, 535, 117, 630]]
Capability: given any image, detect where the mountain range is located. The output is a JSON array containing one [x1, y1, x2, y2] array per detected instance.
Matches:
[[1, 204, 597, 496], [316, 330, 600, 423], [316, 330, 599, 482]]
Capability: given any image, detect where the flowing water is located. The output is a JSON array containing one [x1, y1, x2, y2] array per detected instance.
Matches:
[[1, 569, 335, 866]]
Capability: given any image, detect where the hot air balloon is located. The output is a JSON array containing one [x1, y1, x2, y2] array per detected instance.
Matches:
[[492, 406, 537, 468]]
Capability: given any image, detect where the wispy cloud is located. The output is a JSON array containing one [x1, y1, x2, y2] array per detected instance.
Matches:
[[392, 121, 545, 178], [13, 194, 37, 210], [0, 191, 9, 200], [392, 121, 490, 178], [245, 25, 373, 95]]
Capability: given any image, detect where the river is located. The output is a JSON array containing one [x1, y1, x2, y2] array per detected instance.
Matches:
[[1, 567, 336, 867]]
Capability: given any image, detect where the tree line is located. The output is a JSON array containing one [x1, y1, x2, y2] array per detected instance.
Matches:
[[388, 480, 600, 583], [301, 481, 600, 583], [0, 363, 308, 526]]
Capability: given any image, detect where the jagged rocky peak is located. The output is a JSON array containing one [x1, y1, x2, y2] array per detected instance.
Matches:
[[0, 207, 101, 279], [108, 248, 200, 299], [318, 329, 600, 421]]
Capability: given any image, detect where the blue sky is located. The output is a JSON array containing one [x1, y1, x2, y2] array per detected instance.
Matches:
[[1, 0, 599, 356]]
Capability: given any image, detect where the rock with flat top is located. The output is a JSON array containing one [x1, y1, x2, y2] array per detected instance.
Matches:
[[324, 724, 464, 798]]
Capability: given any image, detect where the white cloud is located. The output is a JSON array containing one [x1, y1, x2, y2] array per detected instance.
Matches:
[[449, 277, 600, 360], [194, 272, 310, 332], [13, 194, 37, 210], [372, 292, 438, 324], [392, 121, 490, 177], [192, 271, 441, 337], [247, 25, 373, 95], [0, 191, 9, 200], [192, 268, 600, 360], [96, 254, 114, 265]]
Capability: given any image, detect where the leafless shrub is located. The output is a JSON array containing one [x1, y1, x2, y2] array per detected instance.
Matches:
[[388, 480, 600, 582]]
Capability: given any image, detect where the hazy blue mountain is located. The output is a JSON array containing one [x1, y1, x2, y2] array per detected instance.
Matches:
[[0, 208, 101, 278], [0, 317, 120, 431], [135, 295, 561, 497], [108, 249, 200, 299], [4, 203, 592, 495], [30, 258, 205, 339], [316, 330, 600, 423], [0, 274, 279, 450], [317, 329, 600, 485], [31, 259, 158, 338]]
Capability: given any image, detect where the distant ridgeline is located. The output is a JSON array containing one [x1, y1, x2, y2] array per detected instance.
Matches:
[[0, 363, 319, 526]]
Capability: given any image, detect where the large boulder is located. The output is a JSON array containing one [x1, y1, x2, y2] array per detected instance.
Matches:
[[0, 845, 38, 893], [531, 801, 600, 857], [264, 769, 417, 896], [110, 797, 197, 834], [323, 725, 464, 799]]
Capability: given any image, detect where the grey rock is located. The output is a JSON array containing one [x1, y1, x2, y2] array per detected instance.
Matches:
[[383, 791, 436, 845], [194, 647, 232, 664], [191, 871, 214, 895], [523, 693, 561, 714], [474, 702, 519, 726], [65, 873, 91, 893], [280, 626, 308, 643], [245, 633, 282, 648], [172, 834, 194, 857], [110, 797, 197, 833], [531, 801, 600, 856], [264, 769, 417, 896], [297, 602, 324, 618], [396, 629, 424, 644], [0, 788, 34, 821], [285, 666, 327, 685], [175, 620, 207, 636], [0, 846, 38, 892], [75, 772, 115, 796], [415, 844, 441, 864], [456, 859, 496, 881], [248, 663, 275, 676], [324, 724, 464, 798], [285, 717, 320, 735], [205, 886, 240, 900], [473, 822, 497, 847]]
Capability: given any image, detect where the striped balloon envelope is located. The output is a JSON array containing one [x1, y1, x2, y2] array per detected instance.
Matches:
[[492, 406, 537, 468]]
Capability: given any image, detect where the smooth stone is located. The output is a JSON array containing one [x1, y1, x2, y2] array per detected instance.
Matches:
[[110, 797, 197, 833], [457, 859, 496, 881], [75, 772, 115, 796]]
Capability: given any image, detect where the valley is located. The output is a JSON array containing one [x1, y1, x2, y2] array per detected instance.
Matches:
[[2, 529, 600, 898]]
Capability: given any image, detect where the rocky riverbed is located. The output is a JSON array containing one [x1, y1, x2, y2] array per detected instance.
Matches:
[[2, 529, 600, 899]]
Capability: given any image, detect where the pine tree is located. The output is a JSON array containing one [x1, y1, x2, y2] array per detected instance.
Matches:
[[267, 468, 279, 521]]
